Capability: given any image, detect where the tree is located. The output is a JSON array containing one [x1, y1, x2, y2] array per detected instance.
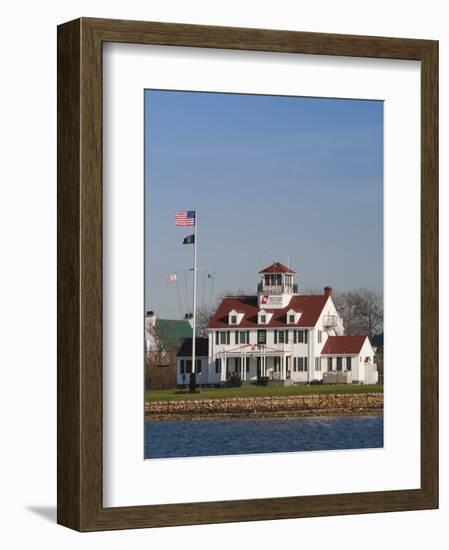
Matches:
[[333, 288, 383, 338], [195, 304, 216, 337]]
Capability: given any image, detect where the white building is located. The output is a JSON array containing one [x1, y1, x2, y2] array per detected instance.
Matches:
[[176, 262, 377, 387]]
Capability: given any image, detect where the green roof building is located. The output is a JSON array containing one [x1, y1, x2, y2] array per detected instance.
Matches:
[[154, 319, 193, 352]]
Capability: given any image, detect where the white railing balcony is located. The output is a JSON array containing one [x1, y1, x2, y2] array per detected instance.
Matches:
[[323, 315, 339, 328], [257, 283, 298, 294]]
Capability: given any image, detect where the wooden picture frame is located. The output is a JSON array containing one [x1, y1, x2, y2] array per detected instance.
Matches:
[[57, 17, 438, 531]]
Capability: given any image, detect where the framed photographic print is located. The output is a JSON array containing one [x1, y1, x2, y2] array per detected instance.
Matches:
[[57, 17, 438, 531]]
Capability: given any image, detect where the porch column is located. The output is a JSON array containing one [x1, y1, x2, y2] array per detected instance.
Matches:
[[281, 355, 285, 380], [242, 353, 246, 381], [220, 357, 225, 382]]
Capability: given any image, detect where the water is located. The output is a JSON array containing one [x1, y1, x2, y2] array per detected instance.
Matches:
[[145, 415, 383, 459]]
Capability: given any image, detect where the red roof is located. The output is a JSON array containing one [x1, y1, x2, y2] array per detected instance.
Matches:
[[259, 262, 295, 274], [321, 336, 368, 355], [208, 294, 328, 329]]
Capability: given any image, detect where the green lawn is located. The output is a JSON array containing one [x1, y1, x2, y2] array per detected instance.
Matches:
[[145, 384, 383, 402]]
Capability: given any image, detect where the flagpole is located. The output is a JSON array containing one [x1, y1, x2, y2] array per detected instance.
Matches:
[[191, 209, 198, 392]]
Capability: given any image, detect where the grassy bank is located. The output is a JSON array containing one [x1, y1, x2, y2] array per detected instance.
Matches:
[[145, 384, 383, 402]]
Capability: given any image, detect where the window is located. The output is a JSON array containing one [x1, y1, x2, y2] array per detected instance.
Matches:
[[258, 330, 266, 344], [315, 357, 321, 371], [230, 315, 237, 324], [336, 357, 343, 371], [220, 331, 227, 344], [215, 358, 220, 374], [327, 357, 333, 371], [298, 330, 308, 344], [239, 331, 249, 344], [260, 315, 266, 324], [289, 315, 295, 323], [180, 359, 185, 374], [317, 330, 322, 344], [298, 357, 308, 372], [278, 331, 286, 344], [346, 357, 352, 371]]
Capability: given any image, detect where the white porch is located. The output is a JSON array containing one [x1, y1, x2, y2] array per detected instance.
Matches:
[[216, 344, 297, 383]]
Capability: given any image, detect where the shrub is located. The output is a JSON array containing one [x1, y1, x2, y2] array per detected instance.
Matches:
[[227, 373, 242, 387], [258, 376, 270, 386]]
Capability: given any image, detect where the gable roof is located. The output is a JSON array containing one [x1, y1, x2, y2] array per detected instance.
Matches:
[[321, 335, 368, 355], [177, 337, 209, 357], [259, 262, 295, 274], [208, 294, 328, 329]]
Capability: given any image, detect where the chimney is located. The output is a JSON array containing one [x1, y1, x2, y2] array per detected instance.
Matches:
[[146, 310, 156, 326], [324, 286, 333, 298]]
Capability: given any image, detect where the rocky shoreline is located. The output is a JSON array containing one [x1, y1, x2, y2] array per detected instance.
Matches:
[[145, 392, 383, 421]]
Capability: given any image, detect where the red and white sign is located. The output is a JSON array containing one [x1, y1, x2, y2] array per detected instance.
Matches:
[[261, 294, 283, 306]]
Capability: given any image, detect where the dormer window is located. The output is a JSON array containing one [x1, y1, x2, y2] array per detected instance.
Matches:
[[287, 309, 301, 324], [228, 309, 243, 325], [258, 309, 272, 325]]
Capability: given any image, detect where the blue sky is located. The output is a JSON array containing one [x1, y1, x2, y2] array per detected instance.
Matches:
[[145, 90, 383, 318]]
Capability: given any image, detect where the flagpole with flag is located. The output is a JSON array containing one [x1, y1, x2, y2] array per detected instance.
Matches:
[[191, 209, 198, 392], [175, 209, 198, 392]]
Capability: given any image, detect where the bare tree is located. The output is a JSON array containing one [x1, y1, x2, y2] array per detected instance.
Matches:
[[334, 288, 383, 338], [196, 304, 216, 337]]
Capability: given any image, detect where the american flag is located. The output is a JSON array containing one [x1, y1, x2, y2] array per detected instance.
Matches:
[[175, 210, 196, 226]]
